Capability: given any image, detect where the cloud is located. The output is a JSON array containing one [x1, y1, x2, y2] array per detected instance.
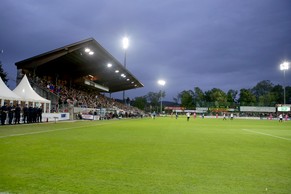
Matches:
[[0, 0, 291, 100]]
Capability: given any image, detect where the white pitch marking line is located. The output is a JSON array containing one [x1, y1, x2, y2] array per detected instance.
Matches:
[[242, 129, 291, 141], [0, 123, 111, 139]]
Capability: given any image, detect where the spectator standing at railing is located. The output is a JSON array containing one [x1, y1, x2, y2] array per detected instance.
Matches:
[[0, 103, 7, 125], [7, 103, 14, 125], [37, 106, 43, 122], [32, 106, 38, 123], [23, 104, 28, 123], [14, 104, 21, 124], [28, 104, 33, 123]]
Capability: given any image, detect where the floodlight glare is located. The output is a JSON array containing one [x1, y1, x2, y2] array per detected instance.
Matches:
[[280, 61, 289, 71], [85, 48, 90, 52], [123, 37, 129, 50], [107, 63, 112, 68], [158, 80, 166, 86], [89, 51, 94, 55]]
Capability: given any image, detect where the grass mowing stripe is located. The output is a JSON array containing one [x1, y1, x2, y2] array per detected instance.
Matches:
[[242, 128, 291, 141], [0, 122, 112, 139]]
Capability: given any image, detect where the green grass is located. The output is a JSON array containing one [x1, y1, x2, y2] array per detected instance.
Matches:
[[0, 117, 291, 193]]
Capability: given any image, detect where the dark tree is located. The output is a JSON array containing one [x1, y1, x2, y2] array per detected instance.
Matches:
[[271, 84, 284, 104], [179, 90, 194, 109], [132, 96, 147, 110], [193, 87, 205, 107], [238, 88, 256, 106], [205, 88, 227, 107], [251, 80, 273, 100], [146, 91, 161, 111], [227, 89, 238, 106], [285, 86, 291, 104], [0, 61, 8, 84]]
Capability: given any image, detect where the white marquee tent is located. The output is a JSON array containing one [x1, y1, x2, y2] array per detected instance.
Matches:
[[13, 75, 51, 112], [0, 76, 22, 105]]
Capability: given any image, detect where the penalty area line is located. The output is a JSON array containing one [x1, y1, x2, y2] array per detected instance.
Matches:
[[0, 123, 112, 139], [242, 129, 291, 141]]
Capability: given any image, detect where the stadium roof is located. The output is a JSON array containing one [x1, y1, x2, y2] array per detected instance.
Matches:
[[15, 38, 144, 93]]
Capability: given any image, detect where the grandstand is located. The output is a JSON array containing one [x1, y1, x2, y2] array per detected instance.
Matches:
[[15, 38, 144, 118]]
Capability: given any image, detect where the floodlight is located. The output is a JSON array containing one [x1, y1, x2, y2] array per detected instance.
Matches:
[[158, 80, 166, 86], [280, 61, 289, 71], [123, 37, 129, 50]]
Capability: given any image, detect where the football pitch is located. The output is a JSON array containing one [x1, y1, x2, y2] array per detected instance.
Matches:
[[0, 117, 290, 193]]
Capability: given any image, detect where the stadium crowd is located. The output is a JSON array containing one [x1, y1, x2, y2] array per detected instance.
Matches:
[[1, 75, 144, 125], [32, 76, 143, 117]]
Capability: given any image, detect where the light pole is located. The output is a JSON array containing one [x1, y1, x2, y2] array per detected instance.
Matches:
[[280, 61, 289, 105], [122, 37, 129, 104], [158, 80, 166, 113]]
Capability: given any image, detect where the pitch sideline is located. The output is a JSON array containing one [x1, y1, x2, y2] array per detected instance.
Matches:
[[242, 128, 291, 141], [0, 122, 112, 139]]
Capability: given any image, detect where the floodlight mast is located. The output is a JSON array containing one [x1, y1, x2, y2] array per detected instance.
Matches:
[[158, 80, 166, 113], [280, 61, 289, 105], [122, 37, 129, 104]]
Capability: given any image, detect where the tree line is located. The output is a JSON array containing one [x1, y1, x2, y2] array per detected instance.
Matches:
[[1, 63, 289, 112], [132, 80, 291, 111]]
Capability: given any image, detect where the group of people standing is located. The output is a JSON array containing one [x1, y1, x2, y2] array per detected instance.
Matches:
[[0, 103, 43, 125]]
